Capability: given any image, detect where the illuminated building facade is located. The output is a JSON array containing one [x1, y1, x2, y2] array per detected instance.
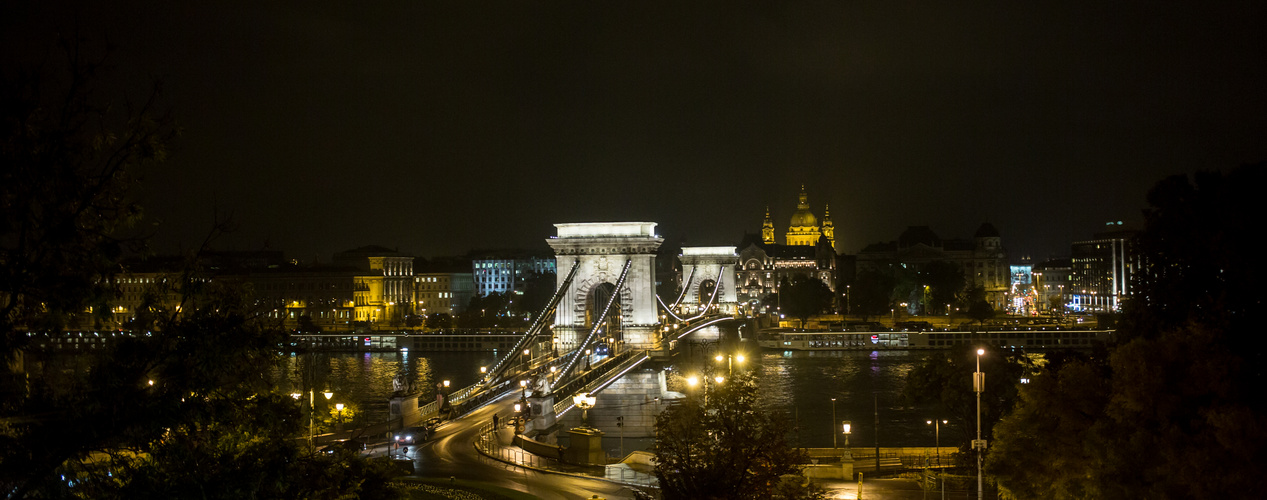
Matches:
[[1032, 258, 1071, 313], [414, 272, 474, 316], [335, 246, 414, 326], [765, 186, 835, 250], [472, 251, 556, 296], [856, 224, 1010, 310], [736, 236, 838, 309], [740, 187, 839, 309], [1069, 226, 1139, 313]]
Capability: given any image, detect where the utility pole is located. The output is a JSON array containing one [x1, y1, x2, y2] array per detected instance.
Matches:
[[874, 393, 879, 471], [831, 398, 838, 449], [975, 349, 986, 500]]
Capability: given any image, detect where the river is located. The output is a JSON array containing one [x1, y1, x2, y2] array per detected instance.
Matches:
[[294, 344, 954, 449]]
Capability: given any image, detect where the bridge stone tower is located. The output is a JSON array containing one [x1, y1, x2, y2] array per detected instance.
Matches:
[[677, 246, 739, 316], [547, 222, 664, 350]]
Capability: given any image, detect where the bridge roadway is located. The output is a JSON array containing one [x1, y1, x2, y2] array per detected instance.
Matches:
[[395, 389, 645, 499], [375, 314, 733, 498]]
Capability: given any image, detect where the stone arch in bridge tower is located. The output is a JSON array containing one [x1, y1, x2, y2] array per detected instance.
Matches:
[[547, 223, 664, 349], [677, 246, 739, 316], [577, 279, 633, 341]]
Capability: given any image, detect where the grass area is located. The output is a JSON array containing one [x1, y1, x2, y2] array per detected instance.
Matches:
[[396, 477, 541, 500]]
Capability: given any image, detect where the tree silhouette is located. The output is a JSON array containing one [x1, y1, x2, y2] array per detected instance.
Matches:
[[987, 164, 1267, 499], [0, 40, 404, 498], [780, 275, 834, 326], [653, 371, 820, 500]]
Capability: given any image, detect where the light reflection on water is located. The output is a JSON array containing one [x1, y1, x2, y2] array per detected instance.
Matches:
[[277, 350, 496, 424], [754, 349, 949, 448], [302, 347, 953, 448]]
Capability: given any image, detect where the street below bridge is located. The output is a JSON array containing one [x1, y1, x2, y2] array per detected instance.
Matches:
[[364, 387, 647, 499]]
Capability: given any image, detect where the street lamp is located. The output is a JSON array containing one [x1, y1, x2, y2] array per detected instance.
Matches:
[[927, 419, 947, 466], [842, 420, 852, 449], [335, 403, 345, 433], [513, 402, 523, 434], [293, 389, 333, 448], [975, 348, 986, 500], [714, 352, 745, 373], [573, 392, 597, 428]]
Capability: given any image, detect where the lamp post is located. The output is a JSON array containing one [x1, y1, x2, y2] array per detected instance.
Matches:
[[714, 352, 745, 374], [335, 403, 345, 433], [927, 419, 947, 466], [292, 389, 333, 448], [974, 348, 986, 500], [831, 398, 838, 449], [842, 420, 851, 449], [513, 402, 523, 434], [574, 392, 596, 428]]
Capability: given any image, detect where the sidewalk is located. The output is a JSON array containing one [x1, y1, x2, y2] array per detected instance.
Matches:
[[476, 424, 952, 499], [477, 423, 659, 489]]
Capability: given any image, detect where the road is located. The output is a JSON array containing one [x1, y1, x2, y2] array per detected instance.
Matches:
[[381, 389, 642, 500]]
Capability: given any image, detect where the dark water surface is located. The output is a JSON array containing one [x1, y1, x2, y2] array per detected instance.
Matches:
[[753, 349, 958, 448], [279, 350, 496, 426], [308, 345, 957, 448]]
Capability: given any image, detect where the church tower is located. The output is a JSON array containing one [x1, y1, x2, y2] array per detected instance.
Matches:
[[821, 204, 835, 250], [785, 186, 822, 246], [761, 207, 775, 244]]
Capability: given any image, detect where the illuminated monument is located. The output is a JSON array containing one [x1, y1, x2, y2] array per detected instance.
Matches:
[[739, 187, 840, 307], [765, 185, 835, 250], [546, 222, 664, 350]]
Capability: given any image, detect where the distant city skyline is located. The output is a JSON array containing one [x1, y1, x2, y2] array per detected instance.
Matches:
[[7, 2, 1265, 262]]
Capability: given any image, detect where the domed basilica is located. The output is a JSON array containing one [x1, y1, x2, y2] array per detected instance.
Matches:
[[738, 186, 839, 309]]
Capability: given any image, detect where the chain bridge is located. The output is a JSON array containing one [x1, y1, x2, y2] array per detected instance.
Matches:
[[404, 222, 740, 441]]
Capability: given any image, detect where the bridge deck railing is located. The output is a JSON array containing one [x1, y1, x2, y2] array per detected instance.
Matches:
[[551, 349, 650, 418]]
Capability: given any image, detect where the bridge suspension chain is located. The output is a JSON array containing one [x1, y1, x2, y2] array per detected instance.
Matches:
[[668, 265, 695, 310], [482, 259, 580, 385], [554, 258, 632, 387], [656, 265, 725, 323]]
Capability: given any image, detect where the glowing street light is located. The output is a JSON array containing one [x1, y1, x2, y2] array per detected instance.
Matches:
[[714, 352, 745, 373], [573, 392, 597, 428], [335, 403, 345, 432], [927, 419, 948, 466]]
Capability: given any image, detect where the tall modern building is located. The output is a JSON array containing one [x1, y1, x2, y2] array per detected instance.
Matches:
[[471, 251, 556, 297], [1069, 224, 1139, 313]]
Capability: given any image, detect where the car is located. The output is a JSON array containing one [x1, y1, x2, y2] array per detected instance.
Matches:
[[395, 426, 428, 445]]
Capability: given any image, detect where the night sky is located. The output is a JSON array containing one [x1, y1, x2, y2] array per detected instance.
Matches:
[[7, 1, 1266, 263]]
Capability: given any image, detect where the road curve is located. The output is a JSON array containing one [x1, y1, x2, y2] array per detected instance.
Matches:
[[406, 390, 641, 500]]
